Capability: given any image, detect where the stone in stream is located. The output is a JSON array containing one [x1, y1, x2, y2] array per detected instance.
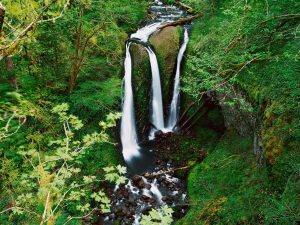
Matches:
[[157, 175, 166, 183], [131, 175, 146, 189], [145, 183, 151, 190], [143, 172, 154, 180], [128, 196, 137, 206], [142, 194, 152, 201]]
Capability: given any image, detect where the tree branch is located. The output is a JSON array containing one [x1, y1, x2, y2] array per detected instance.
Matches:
[[256, 14, 300, 27], [0, 0, 69, 59], [151, 166, 192, 176]]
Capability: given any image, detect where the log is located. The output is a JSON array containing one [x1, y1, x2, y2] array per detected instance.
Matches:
[[158, 14, 203, 30], [151, 165, 192, 176]]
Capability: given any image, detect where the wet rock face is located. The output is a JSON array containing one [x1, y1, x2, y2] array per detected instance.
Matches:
[[208, 85, 256, 137], [149, 26, 181, 79]]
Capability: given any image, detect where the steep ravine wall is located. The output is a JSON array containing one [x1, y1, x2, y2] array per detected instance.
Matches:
[[207, 86, 264, 166]]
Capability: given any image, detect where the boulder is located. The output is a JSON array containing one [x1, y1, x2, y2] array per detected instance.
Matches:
[[149, 26, 182, 112], [131, 175, 145, 189]]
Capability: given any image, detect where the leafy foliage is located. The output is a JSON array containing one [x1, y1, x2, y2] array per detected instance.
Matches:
[[0, 102, 123, 224], [141, 205, 174, 225], [0, 0, 148, 223]]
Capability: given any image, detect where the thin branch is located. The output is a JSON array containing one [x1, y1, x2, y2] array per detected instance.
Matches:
[[257, 14, 300, 27], [0, 206, 39, 216], [63, 208, 99, 225], [40, 191, 51, 225], [37, 0, 70, 24], [0, 0, 70, 58], [199, 57, 258, 96], [151, 166, 192, 176]]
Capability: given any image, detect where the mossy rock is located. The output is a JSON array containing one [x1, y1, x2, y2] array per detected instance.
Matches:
[[149, 26, 182, 111]]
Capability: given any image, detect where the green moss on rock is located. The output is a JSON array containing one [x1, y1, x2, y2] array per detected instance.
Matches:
[[150, 26, 182, 109]]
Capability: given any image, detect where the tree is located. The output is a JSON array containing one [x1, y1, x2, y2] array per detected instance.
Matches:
[[68, 2, 104, 94]]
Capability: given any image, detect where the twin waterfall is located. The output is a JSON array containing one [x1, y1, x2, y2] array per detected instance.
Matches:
[[121, 18, 189, 162]]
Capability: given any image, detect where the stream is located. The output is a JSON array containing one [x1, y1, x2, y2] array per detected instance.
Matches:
[[106, 1, 190, 224]]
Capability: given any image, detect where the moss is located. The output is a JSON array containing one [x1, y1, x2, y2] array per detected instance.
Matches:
[[177, 132, 300, 224], [177, 133, 267, 225], [149, 26, 182, 108]]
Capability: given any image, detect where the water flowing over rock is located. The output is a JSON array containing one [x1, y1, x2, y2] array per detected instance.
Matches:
[[147, 46, 166, 140], [105, 161, 188, 225], [166, 27, 189, 131], [121, 43, 141, 162]]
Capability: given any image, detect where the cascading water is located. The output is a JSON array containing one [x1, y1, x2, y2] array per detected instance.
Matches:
[[110, 1, 190, 224], [166, 28, 189, 131], [146, 47, 166, 139], [121, 43, 141, 161]]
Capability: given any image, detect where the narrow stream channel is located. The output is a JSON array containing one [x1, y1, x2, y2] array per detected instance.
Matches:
[[105, 1, 191, 224]]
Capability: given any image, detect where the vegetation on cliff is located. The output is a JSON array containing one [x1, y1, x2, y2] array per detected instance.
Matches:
[[175, 0, 300, 224]]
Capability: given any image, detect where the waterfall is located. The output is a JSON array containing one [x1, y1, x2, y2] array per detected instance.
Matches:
[[120, 1, 188, 162], [111, 2, 190, 224], [166, 28, 189, 131], [120, 43, 141, 162], [146, 47, 166, 139], [121, 24, 163, 162]]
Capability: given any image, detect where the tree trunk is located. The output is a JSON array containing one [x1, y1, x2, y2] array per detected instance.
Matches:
[[5, 56, 18, 90], [0, 3, 5, 33], [69, 21, 82, 94]]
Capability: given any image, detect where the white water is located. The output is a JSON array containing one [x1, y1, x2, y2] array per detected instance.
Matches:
[[146, 47, 166, 139], [131, 23, 162, 42], [166, 28, 189, 131], [150, 178, 163, 203], [121, 43, 141, 162], [142, 177, 163, 203]]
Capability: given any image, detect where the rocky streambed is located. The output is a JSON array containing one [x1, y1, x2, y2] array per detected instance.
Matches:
[[104, 156, 188, 225]]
